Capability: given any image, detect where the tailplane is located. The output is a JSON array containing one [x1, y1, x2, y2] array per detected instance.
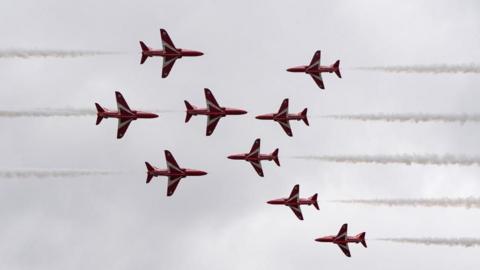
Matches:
[[301, 108, 309, 126], [140, 41, 149, 64], [310, 193, 319, 210], [357, 232, 367, 248], [333, 60, 341, 78], [184, 100, 195, 123], [272, 148, 280, 166], [95, 103, 105, 125], [145, 162, 154, 183]]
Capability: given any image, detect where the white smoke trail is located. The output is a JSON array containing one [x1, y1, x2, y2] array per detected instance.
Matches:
[[0, 108, 96, 117], [293, 154, 480, 166], [323, 114, 480, 123], [334, 198, 480, 209], [0, 49, 118, 59], [357, 64, 480, 74], [0, 108, 178, 118], [378, 238, 480, 248], [0, 169, 117, 178]]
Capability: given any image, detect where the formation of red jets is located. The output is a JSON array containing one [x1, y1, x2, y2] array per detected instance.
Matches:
[[95, 29, 365, 257]]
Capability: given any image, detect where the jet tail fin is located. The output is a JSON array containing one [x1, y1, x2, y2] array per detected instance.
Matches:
[[140, 41, 149, 64], [310, 193, 319, 210], [357, 232, 367, 248], [184, 100, 195, 123], [301, 108, 309, 126], [95, 103, 105, 125], [272, 148, 280, 166], [333, 60, 341, 78], [145, 162, 154, 183]]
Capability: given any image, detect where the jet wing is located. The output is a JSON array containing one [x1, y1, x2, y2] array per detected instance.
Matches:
[[337, 243, 351, 257], [247, 138, 261, 158], [117, 118, 133, 139], [160, 29, 179, 54], [277, 98, 289, 117], [277, 119, 293, 137], [204, 88, 223, 113], [287, 184, 300, 202], [289, 205, 304, 220], [307, 50, 321, 70], [165, 150, 183, 173], [167, 176, 182, 196], [206, 115, 222, 136], [162, 55, 179, 78], [335, 223, 348, 241], [249, 160, 264, 177], [310, 73, 325, 89], [115, 91, 133, 115]]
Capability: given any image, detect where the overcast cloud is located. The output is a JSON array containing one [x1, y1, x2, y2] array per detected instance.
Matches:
[[0, 0, 480, 269]]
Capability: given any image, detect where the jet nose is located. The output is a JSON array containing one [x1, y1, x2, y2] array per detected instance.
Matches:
[[239, 109, 248, 115], [199, 171, 208, 176], [266, 200, 275, 204], [286, 67, 294, 72], [227, 155, 235, 160], [151, 113, 159, 118]]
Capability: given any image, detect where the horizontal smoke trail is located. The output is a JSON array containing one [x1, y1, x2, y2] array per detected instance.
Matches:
[[357, 64, 480, 74], [378, 238, 480, 248], [0, 109, 96, 117], [334, 198, 480, 209], [324, 114, 480, 123], [0, 108, 178, 118], [293, 154, 480, 166], [0, 169, 117, 178], [0, 49, 117, 59]]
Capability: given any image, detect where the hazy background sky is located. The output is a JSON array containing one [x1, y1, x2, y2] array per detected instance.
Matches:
[[1, 0, 480, 269]]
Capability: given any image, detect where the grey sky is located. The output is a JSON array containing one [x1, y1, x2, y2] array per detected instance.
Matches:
[[0, 0, 480, 269]]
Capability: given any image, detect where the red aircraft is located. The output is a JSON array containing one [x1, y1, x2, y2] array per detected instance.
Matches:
[[95, 91, 158, 139], [255, 98, 308, 137], [184, 88, 248, 136], [267, 184, 318, 220], [315, 223, 367, 257], [140, 29, 203, 78], [227, 138, 280, 177], [287, 50, 341, 89], [145, 150, 207, 196]]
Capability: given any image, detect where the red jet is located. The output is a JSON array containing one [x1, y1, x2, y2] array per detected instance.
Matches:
[[185, 88, 248, 136], [315, 223, 367, 257], [145, 150, 207, 196], [287, 50, 341, 89], [227, 138, 280, 177], [140, 29, 203, 78], [267, 184, 318, 220], [256, 98, 308, 137], [95, 91, 158, 139]]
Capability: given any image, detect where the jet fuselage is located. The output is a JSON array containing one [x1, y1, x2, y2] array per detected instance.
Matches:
[[227, 153, 275, 162], [142, 48, 204, 58], [255, 113, 303, 121], [287, 65, 337, 74], [187, 107, 247, 116], [267, 197, 316, 206], [148, 168, 207, 178], [97, 110, 158, 120], [315, 236, 363, 245]]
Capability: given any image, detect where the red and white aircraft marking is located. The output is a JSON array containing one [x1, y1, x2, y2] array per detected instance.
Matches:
[[140, 29, 203, 78], [227, 138, 280, 177], [267, 184, 319, 220], [184, 88, 248, 136], [255, 98, 308, 137], [145, 150, 207, 197], [315, 223, 367, 257], [95, 91, 158, 139], [287, 50, 341, 89]]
